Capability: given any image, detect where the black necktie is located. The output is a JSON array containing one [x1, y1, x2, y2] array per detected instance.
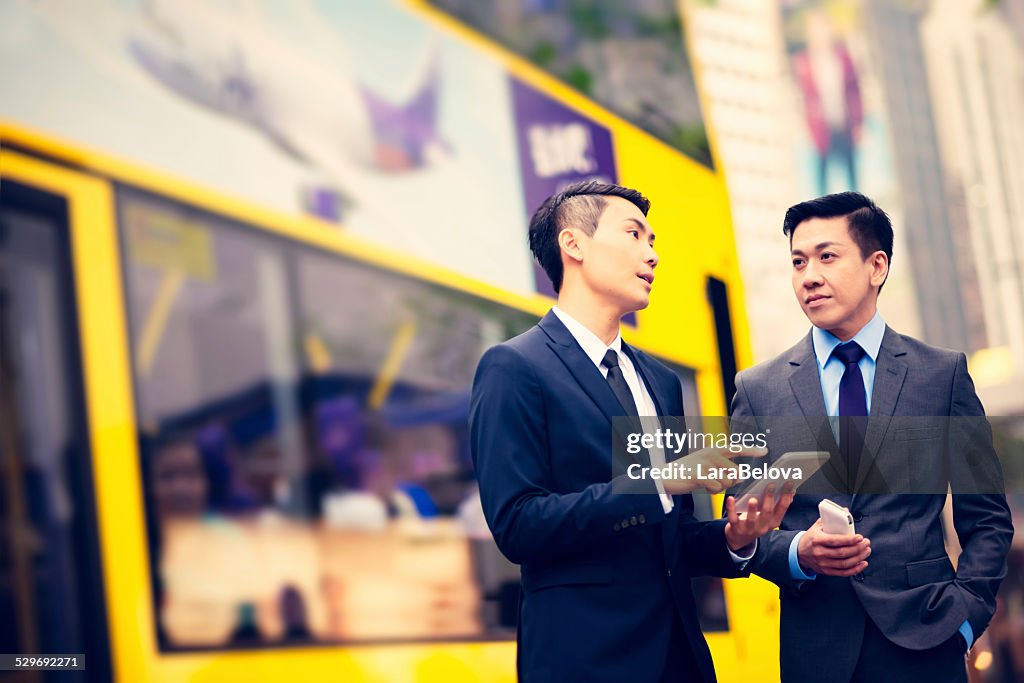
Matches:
[[601, 349, 639, 417], [833, 342, 867, 491]]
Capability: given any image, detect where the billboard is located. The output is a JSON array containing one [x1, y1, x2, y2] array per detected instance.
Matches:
[[430, 0, 714, 169], [780, 0, 897, 199], [0, 0, 543, 293]]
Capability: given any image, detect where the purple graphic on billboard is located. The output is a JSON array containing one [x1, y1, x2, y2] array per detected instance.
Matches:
[[510, 76, 621, 301]]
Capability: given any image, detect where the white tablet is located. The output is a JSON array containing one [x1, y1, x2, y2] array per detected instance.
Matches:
[[733, 451, 830, 514]]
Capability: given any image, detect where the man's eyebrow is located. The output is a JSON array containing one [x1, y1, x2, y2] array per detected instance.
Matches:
[[626, 217, 655, 241], [791, 240, 841, 255]]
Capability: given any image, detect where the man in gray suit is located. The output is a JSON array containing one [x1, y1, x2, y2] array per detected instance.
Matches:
[[730, 192, 1013, 682]]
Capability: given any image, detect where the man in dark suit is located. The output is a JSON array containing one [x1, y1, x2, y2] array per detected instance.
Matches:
[[731, 192, 1013, 682], [470, 181, 792, 682]]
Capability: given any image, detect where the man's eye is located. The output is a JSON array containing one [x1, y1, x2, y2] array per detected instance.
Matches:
[[629, 230, 639, 238], [792, 259, 805, 267], [821, 253, 835, 261]]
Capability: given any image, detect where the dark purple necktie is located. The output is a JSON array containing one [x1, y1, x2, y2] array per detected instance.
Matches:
[[833, 342, 867, 491]]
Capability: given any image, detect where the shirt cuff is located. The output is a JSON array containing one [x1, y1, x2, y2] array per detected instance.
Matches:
[[958, 619, 974, 653], [653, 478, 674, 514], [728, 538, 757, 568], [789, 530, 816, 581]]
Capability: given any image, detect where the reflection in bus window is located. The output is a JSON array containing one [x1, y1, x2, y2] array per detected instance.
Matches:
[[119, 188, 536, 648]]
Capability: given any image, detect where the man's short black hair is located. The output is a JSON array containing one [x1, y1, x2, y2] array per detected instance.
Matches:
[[783, 191, 893, 288], [528, 181, 650, 293]]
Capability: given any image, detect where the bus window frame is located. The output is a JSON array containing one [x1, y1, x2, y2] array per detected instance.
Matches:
[[1, 168, 115, 682]]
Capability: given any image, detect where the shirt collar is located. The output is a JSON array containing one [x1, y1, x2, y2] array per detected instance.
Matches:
[[812, 310, 885, 368], [551, 306, 622, 369]]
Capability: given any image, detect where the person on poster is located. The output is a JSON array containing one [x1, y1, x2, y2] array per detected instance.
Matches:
[[470, 181, 792, 682], [792, 8, 863, 194], [730, 192, 1012, 682]]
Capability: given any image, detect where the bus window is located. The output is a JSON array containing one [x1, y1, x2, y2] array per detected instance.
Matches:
[[295, 248, 535, 639], [119, 187, 314, 649], [117, 187, 535, 649], [0, 181, 111, 681]]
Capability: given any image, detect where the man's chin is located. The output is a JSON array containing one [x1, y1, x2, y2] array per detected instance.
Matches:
[[801, 307, 831, 328]]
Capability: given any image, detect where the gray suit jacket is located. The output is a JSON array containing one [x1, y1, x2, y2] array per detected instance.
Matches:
[[730, 327, 1013, 683]]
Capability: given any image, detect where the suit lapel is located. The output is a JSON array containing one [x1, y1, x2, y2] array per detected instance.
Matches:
[[539, 312, 647, 469], [788, 334, 849, 501], [622, 343, 672, 416], [855, 327, 908, 492], [539, 311, 625, 424], [623, 344, 685, 557]]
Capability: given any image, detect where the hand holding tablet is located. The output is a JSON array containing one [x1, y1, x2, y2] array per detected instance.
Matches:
[[733, 451, 831, 514]]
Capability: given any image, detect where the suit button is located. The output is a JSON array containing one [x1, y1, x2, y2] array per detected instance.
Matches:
[[853, 513, 864, 523], [639, 514, 646, 524], [622, 519, 630, 528], [630, 516, 638, 526], [613, 523, 620, 532], [853, 574, 865, 582]]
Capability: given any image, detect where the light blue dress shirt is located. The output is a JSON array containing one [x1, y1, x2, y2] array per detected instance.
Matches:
[[785, 312, 973, 649]]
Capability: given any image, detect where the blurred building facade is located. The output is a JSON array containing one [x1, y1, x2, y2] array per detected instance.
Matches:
[[688, 0, 1023, 418], [921, 0, 1024, 415], [686, 0, 810, 363], [862, 0, 985, 356], [687, 0, 926, 362]]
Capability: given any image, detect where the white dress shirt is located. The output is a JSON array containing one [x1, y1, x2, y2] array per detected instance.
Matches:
[[552, 307, 756, 565], [552, 306, 675, 513]]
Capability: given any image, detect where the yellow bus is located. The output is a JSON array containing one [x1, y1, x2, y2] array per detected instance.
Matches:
[[0, 123, 776, 683], [1, 3, 781, 682]]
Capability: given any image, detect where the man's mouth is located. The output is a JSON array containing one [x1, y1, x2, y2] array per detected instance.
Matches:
[[806, 294, 830, 307], [638, 273, 654, 286]]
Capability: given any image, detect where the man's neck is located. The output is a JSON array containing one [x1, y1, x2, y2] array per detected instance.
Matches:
[[825, 304, 878, 342], [555, 291, 623, 346]]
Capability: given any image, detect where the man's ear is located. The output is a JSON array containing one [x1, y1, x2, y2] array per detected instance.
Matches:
[[869, 251, 889, 288], [559, 228, 584, 264]]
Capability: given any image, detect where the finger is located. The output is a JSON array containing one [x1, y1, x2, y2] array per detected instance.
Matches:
[[720, 446, 769, 460], [732, 497, 757, 529], [821, 543, 870, 560], [821, 543, 871, 563], [771, 491, 796, 523], [702, 479, 725, 494], [817, 534, 866, 548], [823, 561, 869, 577], [826, 558, 870, 572], [761, 485, 778, 516], [725, 496, 739, 526]]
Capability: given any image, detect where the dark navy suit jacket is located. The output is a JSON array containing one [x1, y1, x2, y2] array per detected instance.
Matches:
[[470, 311, 743, 682]]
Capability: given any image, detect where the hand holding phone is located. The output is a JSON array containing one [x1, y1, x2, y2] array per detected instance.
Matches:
[[819, 498, 856, 535]]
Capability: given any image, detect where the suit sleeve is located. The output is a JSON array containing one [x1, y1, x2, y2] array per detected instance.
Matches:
[[469, 344, 666, 566], [947, 353, 1014, 638], [728, 371, 807, 594], [677, 516, 747, 578]]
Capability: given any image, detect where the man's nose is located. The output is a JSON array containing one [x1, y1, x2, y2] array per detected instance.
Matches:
[[646, 244, 658, 268], [802, 261, 823, 287]]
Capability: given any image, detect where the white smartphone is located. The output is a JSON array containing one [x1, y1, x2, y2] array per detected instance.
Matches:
[[733, 451, 830, 514], [819, 498, 856, 535]]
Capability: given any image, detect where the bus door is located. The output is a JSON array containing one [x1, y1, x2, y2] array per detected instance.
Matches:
[[0, 178, 112, 682]]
